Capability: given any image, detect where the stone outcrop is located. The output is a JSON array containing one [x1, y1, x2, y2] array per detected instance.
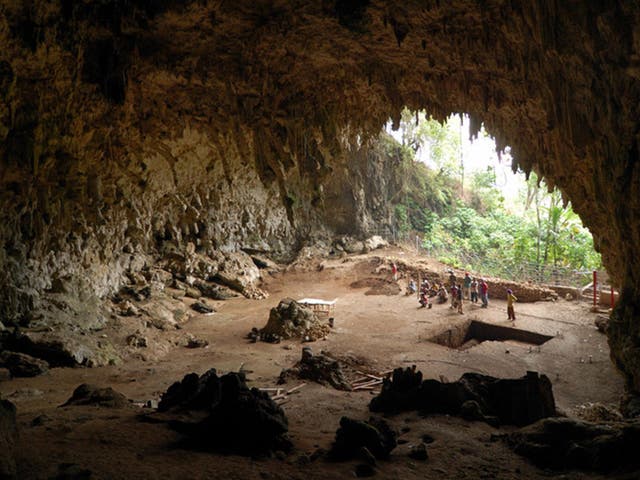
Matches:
[[0, 2, 640, 392]]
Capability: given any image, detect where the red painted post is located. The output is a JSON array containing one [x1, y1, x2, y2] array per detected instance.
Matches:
[[611, 286, 615, 308], [593, 271, 597, 308]]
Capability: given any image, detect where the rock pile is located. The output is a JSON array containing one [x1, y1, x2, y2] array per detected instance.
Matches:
[[158, 370, 291, 455], [278, 347, 351, 391], [507, 417, 640, 472], [370, 368, 556, 427], [260, 299, 330, 342]]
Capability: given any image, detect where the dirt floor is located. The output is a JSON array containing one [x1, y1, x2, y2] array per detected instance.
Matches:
[[0, 246, 627, 479]]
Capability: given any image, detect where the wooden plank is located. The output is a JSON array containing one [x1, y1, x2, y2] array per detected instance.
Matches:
[[286, 383, 306, 394]]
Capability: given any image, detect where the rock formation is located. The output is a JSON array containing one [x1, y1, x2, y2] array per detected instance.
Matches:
[[0, 2, 640, 399]]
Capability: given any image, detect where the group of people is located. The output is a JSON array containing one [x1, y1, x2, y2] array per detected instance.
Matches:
[[405, 269, 516, 320], [395, 261, 518, 320]]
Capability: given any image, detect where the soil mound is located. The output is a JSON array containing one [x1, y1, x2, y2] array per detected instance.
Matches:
[[260, 299, 330, 341], [350, 278, 401, 296]]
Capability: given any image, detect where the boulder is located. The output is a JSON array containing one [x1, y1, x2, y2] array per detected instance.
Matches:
[[363, 236, 388, 252], [0, 351, 49, 377], [0, 398, 17, 479], [140, 298, 187, 330], [1, 330, 118, 368], [193, 280, 238, 300], [190, 302, 214, 314], [507, 417, 640, 472], [62, 384, 130, 409], [213, 251, 262, 295], [330, 416, 397, 461]]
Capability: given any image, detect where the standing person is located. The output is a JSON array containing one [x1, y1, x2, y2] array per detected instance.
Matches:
[[450, 284, 458, 309], [392, 262, 398, 281], [506, 289, 518, 320], [480, 279, 489, 308], [448, 269, 457, 288], [463, 272, 472, 300], [457, 283, 464, 314], [470, 277, 478, 303]]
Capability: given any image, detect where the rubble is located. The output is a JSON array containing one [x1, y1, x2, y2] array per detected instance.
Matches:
[[260, 299, 330, 342], [370, 367, 556, 427], [157, 370, 291, 455], [278, 347, 351, 391]]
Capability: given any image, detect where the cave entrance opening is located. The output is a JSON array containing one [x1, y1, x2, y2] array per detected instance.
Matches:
[[427, 319, 553, 351], [384, 109, 602, 290]]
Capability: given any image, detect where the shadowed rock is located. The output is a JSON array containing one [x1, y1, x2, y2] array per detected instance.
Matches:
[[158, 370, 291, 455], [0, 397, 17, 479], [329, 416, 397, 461], [62, 384, 129, 408], [507, 417, 640, 472], [0, 351, 49, 377], [370, 368, 556, 427]]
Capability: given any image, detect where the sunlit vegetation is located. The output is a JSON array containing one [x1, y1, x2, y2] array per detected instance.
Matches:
[[386, 109, 601, 282]]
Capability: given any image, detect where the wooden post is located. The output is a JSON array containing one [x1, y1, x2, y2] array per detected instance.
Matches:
[[611, 286, 615, 308], [593, 271, 597, 308]]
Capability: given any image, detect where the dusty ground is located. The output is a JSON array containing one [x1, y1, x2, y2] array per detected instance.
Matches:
[[0, 247, 627, 479]]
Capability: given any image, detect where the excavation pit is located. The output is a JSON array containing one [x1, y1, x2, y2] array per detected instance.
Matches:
[[428, 320, 553, 350]]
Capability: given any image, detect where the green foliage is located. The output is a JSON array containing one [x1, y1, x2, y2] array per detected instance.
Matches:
[[382, 110, 601, 282]]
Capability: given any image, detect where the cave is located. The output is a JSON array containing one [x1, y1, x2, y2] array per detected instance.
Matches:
[[428, 320, 554, 350], [1, 1, 640, 478]]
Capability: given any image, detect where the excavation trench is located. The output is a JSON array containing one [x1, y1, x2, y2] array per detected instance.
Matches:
[[428, 320, 554, 350]]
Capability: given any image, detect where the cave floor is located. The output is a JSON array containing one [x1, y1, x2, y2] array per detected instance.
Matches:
[[0, 247, 626, 479]]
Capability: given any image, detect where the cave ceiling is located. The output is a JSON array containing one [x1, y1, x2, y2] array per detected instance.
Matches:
[[0, 1, 639, 286]]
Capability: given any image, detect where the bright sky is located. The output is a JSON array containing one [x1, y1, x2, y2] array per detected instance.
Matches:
[[388, 113, 526, 203]]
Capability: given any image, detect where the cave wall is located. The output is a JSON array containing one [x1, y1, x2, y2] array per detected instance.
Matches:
[[1, 1, 640, 392]]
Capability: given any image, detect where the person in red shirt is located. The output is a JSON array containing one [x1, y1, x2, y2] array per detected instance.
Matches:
[[480, 279, 489, 308]]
